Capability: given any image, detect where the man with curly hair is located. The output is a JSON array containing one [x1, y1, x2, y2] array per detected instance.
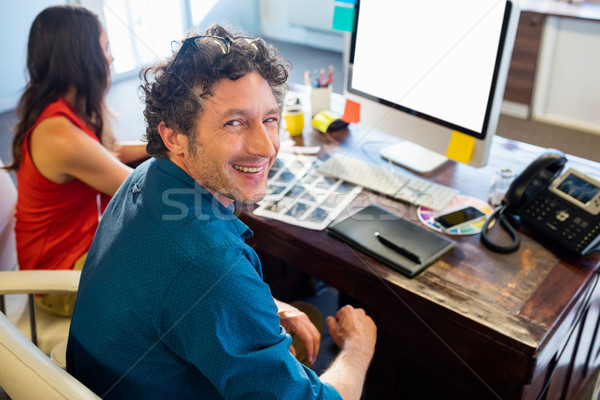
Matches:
[[67, 25, 376, 399]]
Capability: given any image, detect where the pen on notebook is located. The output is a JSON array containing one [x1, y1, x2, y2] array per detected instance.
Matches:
[[374, 232, 422, 264]]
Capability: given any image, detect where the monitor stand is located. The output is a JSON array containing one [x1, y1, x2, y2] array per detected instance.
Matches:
[[380, 141, 448, 175]]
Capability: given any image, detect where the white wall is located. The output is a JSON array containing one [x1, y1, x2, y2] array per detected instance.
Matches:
[[0, 1, 64, 113], [533, 16, 600, 135], [81, 0, 261, 37], [260, 0, 343, 51], [195, 0, 260, 35]]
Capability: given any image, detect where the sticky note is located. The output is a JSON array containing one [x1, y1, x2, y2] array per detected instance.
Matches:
[[332, 5, 356, 32], [445, 130, 475, 164], [341, 99, 360, 123], [336, 0, 357, 5]]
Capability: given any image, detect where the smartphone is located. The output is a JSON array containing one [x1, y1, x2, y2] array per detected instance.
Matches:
[[434, 206, 486, 229]]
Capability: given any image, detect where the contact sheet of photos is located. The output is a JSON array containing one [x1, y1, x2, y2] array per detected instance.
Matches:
[[262, 152, 315, 203], [255, 153, 362, 230]]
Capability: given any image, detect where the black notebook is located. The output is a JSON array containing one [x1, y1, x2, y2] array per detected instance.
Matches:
[[327, 205, 456, 277]]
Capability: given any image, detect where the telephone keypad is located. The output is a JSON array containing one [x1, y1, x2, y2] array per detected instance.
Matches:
[[522, 193, 600, 254]]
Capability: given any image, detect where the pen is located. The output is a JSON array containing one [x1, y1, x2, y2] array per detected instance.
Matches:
[[324, 65, 334, 87], [374, 232, 422, 264]]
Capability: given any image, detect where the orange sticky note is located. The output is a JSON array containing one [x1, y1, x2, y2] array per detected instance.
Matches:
[[446, 130, 475, 164], [341, 99, 360, 123]]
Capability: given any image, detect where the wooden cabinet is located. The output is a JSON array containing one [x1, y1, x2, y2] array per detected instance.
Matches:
[[504, 11, 545, 106]]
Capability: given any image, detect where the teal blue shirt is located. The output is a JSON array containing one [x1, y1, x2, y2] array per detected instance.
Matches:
[[67, 158, 341, 400]]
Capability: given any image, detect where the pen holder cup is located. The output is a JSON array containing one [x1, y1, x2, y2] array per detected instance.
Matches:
[[309, 86, 332, 117]]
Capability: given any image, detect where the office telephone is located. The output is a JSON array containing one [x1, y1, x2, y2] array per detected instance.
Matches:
[[481, 150, 600, 255]]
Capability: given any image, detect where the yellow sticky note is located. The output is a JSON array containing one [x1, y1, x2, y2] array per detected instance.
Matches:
[[446, 130, 475, 164]]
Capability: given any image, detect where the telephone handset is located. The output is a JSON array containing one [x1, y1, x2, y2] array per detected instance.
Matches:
[[503, 151, 567, 212], [481, 150, 600, 255]]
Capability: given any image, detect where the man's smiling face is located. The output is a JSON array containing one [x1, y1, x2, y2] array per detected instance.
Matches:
[[182, 71, 281, 207]]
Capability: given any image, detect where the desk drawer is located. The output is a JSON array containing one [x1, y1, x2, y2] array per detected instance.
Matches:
[[528, 273, 600, 399]]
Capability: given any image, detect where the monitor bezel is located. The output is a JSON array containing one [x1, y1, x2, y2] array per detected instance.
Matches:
[[346, 0, 514, 140]]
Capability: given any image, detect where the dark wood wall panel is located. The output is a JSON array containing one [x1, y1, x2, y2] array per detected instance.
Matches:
[[504, 11, 545, 105]]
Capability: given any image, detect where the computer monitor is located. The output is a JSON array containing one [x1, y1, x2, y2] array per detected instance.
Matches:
[[344, 0, 520, 171]]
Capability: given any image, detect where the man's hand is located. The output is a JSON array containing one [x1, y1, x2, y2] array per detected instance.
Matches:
[[275, 300, 321, 365], [320, 305, 377, 399], [327, 305, 376, 359]]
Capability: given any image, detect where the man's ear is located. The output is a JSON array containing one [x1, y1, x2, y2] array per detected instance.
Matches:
[[158, 122, 187, 156]]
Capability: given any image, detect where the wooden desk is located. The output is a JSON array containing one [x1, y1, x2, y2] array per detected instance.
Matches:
[[238, 123, 600, 399]]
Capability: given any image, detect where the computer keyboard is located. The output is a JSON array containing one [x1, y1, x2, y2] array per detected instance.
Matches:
[[317, 154, 458, 211]]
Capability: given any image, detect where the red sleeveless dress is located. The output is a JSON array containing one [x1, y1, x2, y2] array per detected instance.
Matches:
[[15, 97, 107, 270]]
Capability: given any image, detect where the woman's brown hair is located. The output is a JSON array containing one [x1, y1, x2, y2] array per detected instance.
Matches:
[[5, 5, 113, 170]]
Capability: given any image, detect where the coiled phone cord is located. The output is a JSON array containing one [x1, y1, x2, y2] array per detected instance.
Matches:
[[480, 204, 521, 253]]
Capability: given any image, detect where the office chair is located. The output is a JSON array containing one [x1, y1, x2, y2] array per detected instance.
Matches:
[[0, 302, 99, 399], [0, 156, 17, 275], [0, 270, 81, 367], [0, 158, 73, 362]]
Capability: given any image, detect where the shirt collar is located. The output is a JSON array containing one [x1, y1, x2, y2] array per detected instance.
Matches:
[[154, 157, 253, 239]]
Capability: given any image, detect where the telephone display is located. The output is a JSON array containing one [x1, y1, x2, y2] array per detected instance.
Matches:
[[549, 169, 600, 214]]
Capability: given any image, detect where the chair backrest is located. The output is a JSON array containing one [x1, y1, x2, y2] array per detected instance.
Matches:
[[0, 156, 18, 272], [0, 311, 100, 399]]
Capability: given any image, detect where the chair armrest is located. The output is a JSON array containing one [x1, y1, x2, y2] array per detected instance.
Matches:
[[0, 270, 81, 295], [0, 312, 100, 399]]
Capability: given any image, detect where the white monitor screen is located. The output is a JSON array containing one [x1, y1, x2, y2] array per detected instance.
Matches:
[[348, 0, 511, 139]]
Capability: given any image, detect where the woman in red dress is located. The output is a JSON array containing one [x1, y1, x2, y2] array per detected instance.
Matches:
[[5, 5, 147, 315]]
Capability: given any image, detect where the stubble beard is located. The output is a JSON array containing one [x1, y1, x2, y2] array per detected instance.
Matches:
[[187, 137, 268, 205]]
